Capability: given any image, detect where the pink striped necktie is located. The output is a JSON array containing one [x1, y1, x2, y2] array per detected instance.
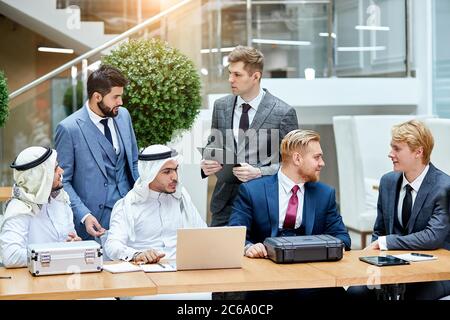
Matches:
[[283, 185, 300, 229]]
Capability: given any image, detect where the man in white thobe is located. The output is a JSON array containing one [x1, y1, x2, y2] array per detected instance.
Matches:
[[0, 146, 80, 268], [105, 144, 206, 263]]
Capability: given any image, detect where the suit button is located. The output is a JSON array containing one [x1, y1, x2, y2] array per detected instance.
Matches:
[[104, 182, 108, 187], [99, 204, 104, 209]]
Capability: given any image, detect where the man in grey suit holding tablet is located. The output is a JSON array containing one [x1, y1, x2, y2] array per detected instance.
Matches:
[[201, 45, 298, 227]]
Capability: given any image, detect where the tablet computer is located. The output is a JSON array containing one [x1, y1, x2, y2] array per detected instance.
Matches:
[[359, 255, 410, 267], [197, 147, 224, 164]]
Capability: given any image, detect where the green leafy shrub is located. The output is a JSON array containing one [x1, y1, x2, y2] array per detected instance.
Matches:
[[102, 38, 201, 147], [0, 71, 9, 128]]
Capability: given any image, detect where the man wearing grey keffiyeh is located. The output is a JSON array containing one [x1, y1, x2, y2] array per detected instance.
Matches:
[[0, 146, 80, 268]]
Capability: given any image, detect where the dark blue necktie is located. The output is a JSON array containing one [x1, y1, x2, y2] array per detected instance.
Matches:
[[238, 103, 251, 145], [100, 118, 113, 145], [402, 184, 413, 228]]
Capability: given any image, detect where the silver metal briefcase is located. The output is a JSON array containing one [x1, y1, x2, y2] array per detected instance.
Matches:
[[27, 240, 103, 276]]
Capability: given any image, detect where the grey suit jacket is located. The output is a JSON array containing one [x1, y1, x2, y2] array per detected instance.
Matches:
[[373, 163, 450, 250], [206, 89, 298, 217]]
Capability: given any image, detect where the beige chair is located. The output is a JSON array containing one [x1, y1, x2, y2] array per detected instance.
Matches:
[[424, 118, 450, 175]]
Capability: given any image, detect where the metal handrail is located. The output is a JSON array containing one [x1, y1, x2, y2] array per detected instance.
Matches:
[[9, 0, 193, 100]]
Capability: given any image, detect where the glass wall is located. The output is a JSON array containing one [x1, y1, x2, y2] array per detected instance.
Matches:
[[200, 0, 409, 93], [335, 0, 407, 77], [0, 0, 413, 189], [433, 0, 450, 118]]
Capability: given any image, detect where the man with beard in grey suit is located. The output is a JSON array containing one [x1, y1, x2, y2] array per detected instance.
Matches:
[[201, 45, 298, 227]]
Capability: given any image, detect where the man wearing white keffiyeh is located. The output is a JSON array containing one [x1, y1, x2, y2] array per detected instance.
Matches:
[[104, 145, 206, 263], [0, 146, 80, 268]]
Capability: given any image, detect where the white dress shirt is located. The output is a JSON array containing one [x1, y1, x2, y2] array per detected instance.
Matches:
[[105, 189, 206, 261], [233, 88, 265, 142], [278, 169, 305, 229], [0, 198, 76, 268], [86, 103, 120, 155], [378, 165, 429, 250]]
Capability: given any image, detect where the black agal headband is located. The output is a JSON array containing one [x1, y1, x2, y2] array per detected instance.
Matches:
[[10, 148, 53, 171], [138, 149, 178, 161]]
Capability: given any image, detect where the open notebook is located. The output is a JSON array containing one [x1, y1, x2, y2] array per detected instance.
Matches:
[[391, 253, 437, 262], [103, 261, 176, 273]]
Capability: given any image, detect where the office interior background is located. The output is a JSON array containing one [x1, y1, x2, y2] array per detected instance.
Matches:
[[0, 0, 449, 249]]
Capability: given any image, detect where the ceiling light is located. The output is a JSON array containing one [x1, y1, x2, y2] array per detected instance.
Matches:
[[252, 39, 311, 46], [319, 32, 336, 39], [200, 47, 235, 54], [337, 46, 386, 52], [355, 25, 390, 31], [38, 47, 74, 54]]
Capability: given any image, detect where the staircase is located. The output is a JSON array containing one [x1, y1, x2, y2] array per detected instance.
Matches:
[[0, 0, 119, 53]]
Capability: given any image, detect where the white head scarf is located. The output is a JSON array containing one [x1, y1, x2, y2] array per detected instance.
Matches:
[[121, 144, 183, 241], [1, 147, 70, 229]]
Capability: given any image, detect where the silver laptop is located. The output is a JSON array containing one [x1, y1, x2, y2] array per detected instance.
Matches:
[[176, 226, 246, 271]]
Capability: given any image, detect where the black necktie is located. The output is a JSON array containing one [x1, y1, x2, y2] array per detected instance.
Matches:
[[100, 118, 113, 145], [402, 184, 413, 228], [238, 103, 251, 144]]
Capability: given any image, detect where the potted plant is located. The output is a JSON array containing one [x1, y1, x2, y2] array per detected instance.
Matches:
[[102, 38, 201, 147]]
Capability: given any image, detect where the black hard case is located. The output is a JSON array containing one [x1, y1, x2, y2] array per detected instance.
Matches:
[[263, 234, 344, 263]]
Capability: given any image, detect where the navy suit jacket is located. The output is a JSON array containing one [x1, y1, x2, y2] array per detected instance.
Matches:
[[229, 174, 351, 250], [373, 163, 450, 250]]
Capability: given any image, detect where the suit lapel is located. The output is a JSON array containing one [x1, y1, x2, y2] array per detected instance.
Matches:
[[265, 174, 279, 237], [303, 183, 316, 235], [77, 107, 107, 178], [388, 173, 402, 234], [225, 95, 236, 130], [407, 165, 436, 233], [237, 90, 275, 155], [113, 111, 132, 167]]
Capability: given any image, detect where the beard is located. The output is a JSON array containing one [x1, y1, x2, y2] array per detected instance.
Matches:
[[301, 171, 320, 183], [50, 184, 63, 199], [98, 100, 119, 118]]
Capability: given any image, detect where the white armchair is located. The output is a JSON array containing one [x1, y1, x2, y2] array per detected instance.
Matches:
[[333, 115, 419, 248], [424, 118, 450, 175]]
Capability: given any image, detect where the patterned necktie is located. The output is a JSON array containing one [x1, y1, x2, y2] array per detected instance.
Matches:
[[100, 118, 113, 145], [402, 184, 413, 228], [283, 185, 300, 229]]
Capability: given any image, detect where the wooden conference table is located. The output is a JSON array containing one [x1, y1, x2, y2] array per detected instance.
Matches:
[[149, 249, 450, 294], [0, 249, 449, 299]]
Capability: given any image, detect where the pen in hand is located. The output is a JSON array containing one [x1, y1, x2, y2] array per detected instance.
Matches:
[[157, 262, 166, 269], [0, 276, 12, 279]]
